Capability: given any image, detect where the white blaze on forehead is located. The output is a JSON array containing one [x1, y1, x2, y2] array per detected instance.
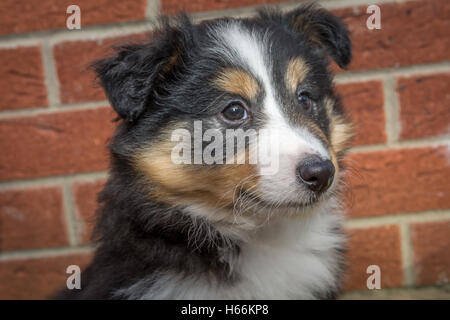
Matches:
[[212, 22, 329, 162]]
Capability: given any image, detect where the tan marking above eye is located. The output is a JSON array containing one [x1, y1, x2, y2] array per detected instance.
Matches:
[[214, 68, 260, 100], [285, 57, 309, 93]]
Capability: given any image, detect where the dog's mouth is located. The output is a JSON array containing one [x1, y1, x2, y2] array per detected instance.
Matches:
[[236, 188, 324, 211]]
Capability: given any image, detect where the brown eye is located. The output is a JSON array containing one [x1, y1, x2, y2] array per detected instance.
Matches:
[[297, 89, 312, 110], [221, 102, 248, 122]]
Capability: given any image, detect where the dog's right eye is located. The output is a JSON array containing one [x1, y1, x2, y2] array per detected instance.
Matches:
[[221, 102, 249, 122]]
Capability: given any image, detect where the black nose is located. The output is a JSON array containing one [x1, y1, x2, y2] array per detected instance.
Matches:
[[297, 157, 335, 193]]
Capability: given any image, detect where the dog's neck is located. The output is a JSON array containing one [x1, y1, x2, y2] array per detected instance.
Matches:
[[110, 195, 345, 299]]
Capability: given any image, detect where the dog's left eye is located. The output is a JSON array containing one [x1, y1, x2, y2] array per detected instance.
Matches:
[[221, 102, 248, 122], [297, 89, 313, 111]]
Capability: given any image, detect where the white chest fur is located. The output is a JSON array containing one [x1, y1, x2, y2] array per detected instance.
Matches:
[[230, 209, 345, 299]]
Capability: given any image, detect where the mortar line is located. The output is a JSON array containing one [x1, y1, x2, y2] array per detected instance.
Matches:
[[318, 0, 411, 9], [62, 181, 79, 246], [335, 61, 450, 83], [0, 171, 108, 191], [400, 223, 415, 287], [0, 101, 109, 119], [344, 209, 450, 228], [0, 21, 156, 47], [41, 39, 61, 108], [340, 283, 450, 298], [146, 0, 161, 20], [0, 245, 94, 262], [382, 75, 400, 144], [348, 136, 450, 153]]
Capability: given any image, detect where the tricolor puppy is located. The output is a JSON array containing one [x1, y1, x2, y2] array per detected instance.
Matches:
[[57, 4, 353, 299]]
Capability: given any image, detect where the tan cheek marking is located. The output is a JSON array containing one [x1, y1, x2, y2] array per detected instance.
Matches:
[[285, 57, 309, 93], [324, 97, 335, 118], [331, 116, 353, 155], [215, 68, 259, 100], [134, 138, 259, 212], [324, 97, 354, 156]]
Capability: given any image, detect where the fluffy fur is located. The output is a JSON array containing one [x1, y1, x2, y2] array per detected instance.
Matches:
[[55, 4, 353, 300]]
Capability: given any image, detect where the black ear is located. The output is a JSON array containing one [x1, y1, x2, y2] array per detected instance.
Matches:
[[93, 16, 193, 122], [93, 43, 151, 122], [285, 4, 352, 68]]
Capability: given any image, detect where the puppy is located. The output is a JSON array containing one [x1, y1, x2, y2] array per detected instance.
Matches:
[[57, 3, 353, 299]]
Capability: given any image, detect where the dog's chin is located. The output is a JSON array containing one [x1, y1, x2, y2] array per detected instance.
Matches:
[[269, 196, 321, 210], [241, 189, 329, 214]]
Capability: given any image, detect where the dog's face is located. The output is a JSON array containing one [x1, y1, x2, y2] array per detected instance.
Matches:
[[95, 5, 353, 223]]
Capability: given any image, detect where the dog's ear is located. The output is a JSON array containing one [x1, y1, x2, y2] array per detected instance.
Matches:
[[93, 17, 193, 122], [284, 4, 352, 68]]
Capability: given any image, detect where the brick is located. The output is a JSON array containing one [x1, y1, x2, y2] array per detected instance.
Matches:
[[161, 0, 288, 15], [397, 73, 450, 140], [0, 0, 146, 36], [411, 220, 450, 286], [0, 253, 92, 299], [345, 146, 450, 217], [54, 34, 147, 104], [344, 225, 403, 291], [336, 81, 386, 146], [73, 180, 106, 243], [0, 187, 68, 251], [333, 0, 450, 71], [0, 46, 47, 111], [0, 107, 116, 181]]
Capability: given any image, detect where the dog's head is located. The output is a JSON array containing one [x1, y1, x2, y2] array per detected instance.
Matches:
[[95, 4, 353, 226]]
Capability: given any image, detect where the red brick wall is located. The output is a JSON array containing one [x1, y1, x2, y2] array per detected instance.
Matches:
[[0, 0, 449, 299]]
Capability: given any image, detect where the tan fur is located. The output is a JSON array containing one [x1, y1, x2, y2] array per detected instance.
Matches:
[[324, 97, 353, 156], [133, 130, 260, 216], [285, 57, 309, 92], [215, 68, 260, 100], [330, 115, 353, 155]]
